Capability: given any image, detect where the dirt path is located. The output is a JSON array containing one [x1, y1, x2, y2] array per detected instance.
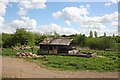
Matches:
[[2, 56, 118, 78]]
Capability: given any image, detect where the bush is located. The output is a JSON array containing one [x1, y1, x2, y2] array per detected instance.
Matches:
[[86, 37, 116, 50], [73, 34, 86, 47], [2, 33, 14, 48], [16, 43, 21, 47], [2, 28, 35, 48]]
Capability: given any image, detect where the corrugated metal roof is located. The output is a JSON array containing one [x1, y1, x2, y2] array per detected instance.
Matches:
[[40, 37, 73, 45]]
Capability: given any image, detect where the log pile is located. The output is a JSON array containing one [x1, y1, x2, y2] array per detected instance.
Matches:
[[16, 52, 39, 58], [20, 45, 31, 50], [12, 45, 32, 50], [12, 46, 20, 50]]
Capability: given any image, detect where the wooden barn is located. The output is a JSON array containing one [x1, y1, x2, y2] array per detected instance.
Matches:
[[38, 37, 74, 55]]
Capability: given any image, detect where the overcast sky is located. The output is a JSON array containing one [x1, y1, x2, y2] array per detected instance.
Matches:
[[0, 0, 119, 36]]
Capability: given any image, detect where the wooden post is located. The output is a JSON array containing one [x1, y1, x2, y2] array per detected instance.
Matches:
[[31, 47, 34, 52]]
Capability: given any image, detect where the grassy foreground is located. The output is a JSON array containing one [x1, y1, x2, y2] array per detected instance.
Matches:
[[2, 48, 39, 56], [1, 48, 119, 72]]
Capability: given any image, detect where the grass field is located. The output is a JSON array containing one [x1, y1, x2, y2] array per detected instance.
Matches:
[[2, 48, 39, 56], [1, 48, 119, 72]]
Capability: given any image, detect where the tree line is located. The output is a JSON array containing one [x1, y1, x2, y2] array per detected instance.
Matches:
[[1, 28, 120, 50]]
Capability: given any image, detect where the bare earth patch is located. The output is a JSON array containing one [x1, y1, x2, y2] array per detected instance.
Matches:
[[2, 56, 118, 78]]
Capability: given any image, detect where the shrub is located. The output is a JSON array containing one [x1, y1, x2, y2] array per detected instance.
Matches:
[[16, 43, 21, 47], [86, 37, 116, 50]]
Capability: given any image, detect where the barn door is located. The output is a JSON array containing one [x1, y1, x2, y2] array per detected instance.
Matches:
[[53, 49, 57, 54], [53, 46, 58, 54]]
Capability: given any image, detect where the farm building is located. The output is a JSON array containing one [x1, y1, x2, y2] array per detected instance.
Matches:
[[38, 37, 75, 55]]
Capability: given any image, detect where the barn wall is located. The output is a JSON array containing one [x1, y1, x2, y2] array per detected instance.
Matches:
[[39, 44, 73, 54]]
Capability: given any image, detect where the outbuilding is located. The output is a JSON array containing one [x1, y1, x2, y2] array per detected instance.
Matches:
[[38, 37, 75, 55]]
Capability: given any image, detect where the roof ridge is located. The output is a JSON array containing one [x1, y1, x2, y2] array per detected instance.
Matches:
[[40, 37, 73, 45]]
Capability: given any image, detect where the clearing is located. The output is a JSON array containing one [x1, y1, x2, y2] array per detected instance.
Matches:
[[2, 56, 118, 78]]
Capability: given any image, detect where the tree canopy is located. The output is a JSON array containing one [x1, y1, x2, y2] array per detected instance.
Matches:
[[89, 31, 93, 38], [2, 28, 120, 50]]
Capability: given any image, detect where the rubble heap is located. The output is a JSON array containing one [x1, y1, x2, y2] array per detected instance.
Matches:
[[16, 52, 39, 58], [68, 50, 98, 57]]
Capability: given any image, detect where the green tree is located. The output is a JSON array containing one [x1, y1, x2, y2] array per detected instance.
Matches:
[[115, 36, 120, 43], [34, 33, 41, 45], [13, 28, 28, 45], [104, 32, 106, 37], [26, 31, 35, 46], [54, 31, 60, 38], [62, 34, 67, 37], [2, 33, 14, 48], [94, 31, 97, 38], [86, 38, 99, 49], [34, 33, 47, 45], [68, 34, 76, 38], [113, 34, 115, 37], [86, 37, 116, 50], [101, 37, 116, 50], [73, 34, 86, 47], [0, 33, 2, 47], [13, 28, 35, 46], [89, 31, 93, 38]]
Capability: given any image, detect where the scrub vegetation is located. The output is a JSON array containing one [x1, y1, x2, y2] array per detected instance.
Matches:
[[1, 28, 120, 72]]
